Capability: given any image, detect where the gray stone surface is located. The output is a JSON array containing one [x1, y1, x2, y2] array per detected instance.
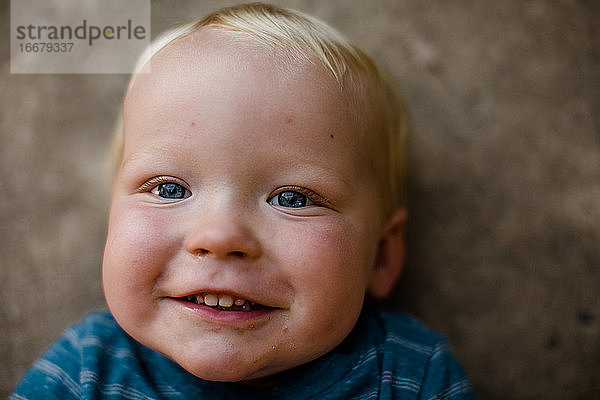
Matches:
[[1, 1, 599, 399]]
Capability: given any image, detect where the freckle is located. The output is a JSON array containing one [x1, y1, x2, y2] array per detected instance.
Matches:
[[286, 117, 293, 124], [191, 121, 196, 126], [330, 134, 334, 139]]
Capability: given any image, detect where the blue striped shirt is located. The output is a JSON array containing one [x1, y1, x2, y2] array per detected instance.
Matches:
[[11, 308, 476, 399]]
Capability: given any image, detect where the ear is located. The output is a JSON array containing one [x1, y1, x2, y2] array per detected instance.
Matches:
[[368, 208, 407, 299]]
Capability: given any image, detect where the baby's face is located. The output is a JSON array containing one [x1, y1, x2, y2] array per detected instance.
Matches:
[[103, 29, 387, 381]]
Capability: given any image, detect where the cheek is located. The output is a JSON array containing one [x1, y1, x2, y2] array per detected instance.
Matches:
[[280, 219, 374, 320], [271, 218, 376, 364], [102, 204, 179, 312], [295, 222, 371, 287]]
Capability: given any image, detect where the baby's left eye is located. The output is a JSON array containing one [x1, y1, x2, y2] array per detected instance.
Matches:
[[268, 190, 314, 208], [151, 182, 190, 199]]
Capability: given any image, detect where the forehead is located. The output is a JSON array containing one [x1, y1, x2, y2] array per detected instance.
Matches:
[[123, 28, 374, 178]]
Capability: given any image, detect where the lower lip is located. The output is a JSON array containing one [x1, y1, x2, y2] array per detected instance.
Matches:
[[170, 298, 276, 325]]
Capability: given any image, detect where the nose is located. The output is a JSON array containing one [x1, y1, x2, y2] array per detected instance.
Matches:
[[184, 208, 262, 260]]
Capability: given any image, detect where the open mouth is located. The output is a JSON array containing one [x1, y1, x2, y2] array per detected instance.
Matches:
[[180, 293, 269, 312]]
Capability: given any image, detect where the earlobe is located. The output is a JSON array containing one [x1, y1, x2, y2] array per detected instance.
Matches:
[[368, 208, 407, 299]]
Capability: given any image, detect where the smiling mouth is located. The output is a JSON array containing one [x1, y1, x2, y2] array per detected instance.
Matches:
[[180, 293, 270, 312]]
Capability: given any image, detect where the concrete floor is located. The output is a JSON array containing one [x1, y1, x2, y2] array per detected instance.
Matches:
[[1, 1, 599, 398]]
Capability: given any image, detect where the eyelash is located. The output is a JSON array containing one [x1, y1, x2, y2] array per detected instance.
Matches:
[[136, 178, 329, 206], [137, 177, 190, 194], [269, 186, 329, 206]]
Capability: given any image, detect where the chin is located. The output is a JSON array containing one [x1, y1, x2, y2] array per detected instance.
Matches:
[[187, 368, 272, 383], [176, 355, 272, 383]]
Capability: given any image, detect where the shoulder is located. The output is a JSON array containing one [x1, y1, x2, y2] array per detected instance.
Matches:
[[51, 310, 139, 370], [68, 309, 138, 355], [10, 310, 168, 400], [363, 308, 447, 358], [68, 309, 124, 341], [10, 310, 111, 399], [356, 308, 477, 399]]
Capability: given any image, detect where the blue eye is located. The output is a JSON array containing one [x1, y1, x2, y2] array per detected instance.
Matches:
[[154, 183, 189, 199], [269, 190, 311, 208]]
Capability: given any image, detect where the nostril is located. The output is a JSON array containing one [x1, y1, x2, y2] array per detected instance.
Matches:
[[192, 249, 247, 258]]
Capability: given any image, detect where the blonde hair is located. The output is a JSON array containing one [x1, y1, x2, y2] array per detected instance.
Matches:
[[110, 2, 409, 210]]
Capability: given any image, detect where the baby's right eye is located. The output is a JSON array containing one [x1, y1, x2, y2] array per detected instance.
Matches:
[[151, 182, 191, 199]]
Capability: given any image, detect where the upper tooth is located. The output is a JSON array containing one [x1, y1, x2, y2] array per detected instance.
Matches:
[[204, 294, 218, 306], [218, 294, 234, 307], [195, 295, 204, 304], [234, 298, 245, 306]]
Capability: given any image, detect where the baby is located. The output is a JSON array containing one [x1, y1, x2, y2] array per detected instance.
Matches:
[[12, 3, 476, 399]]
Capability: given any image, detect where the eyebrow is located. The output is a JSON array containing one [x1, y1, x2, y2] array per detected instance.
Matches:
[[120, 145, 179, 171], [120, 144, 358, 193], [287, 161, 355, 191]]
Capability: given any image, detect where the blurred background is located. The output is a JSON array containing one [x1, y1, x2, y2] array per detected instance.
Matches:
[[1, 1, 598, 398]]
